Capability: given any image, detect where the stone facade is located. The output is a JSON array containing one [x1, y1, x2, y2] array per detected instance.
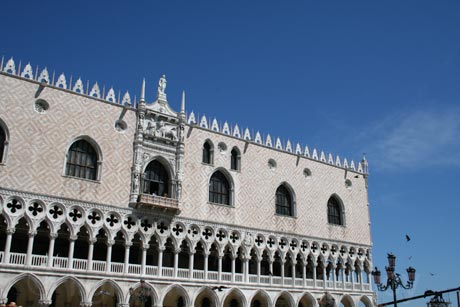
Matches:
[[0, 57, 375, 307]]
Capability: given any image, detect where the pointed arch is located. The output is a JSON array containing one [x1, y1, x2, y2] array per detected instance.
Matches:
[[47, 275, 86, 302], [88, 278, 124, 303], [275, 182, 296, 217], [339, 294, 355, 307], [64, 136, 103, 181], [230, 146, 241, 171], [193, 286, 219, 307], [0, 117, 9, 164], [203, 139, 214, 164], [125, 280, 158, 306], [298, 292, 317, 307], [222, 287, 247, 307], [274, 291, 295, 307], [327, 194, 345, 226], [2, 272, 45, 300], [161, 283, 191, 307], [358, 295, 373, 307], [143, 156, 174, 197], [249, 289, 272, 307], [209, 168, 234, 206]]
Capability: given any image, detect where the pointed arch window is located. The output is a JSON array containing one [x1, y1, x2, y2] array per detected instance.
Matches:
[[202, 141, 213, 164], [0, 124, 6, 163], [65, 139, 100, 180], [276, 185, 293, 216], [143, 160, 169, 197], [209, 171, 230, 205], [327, 196, 343, 225], [230, 147, 241, 171]]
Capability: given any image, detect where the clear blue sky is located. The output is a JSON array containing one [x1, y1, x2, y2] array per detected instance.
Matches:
[[2, 1, 460, 306]]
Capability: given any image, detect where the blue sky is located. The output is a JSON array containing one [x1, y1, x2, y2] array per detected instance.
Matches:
[[1, 1, 460, 305]]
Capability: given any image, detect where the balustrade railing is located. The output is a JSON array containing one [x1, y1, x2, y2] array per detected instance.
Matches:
[[0, 252, 371, 292]]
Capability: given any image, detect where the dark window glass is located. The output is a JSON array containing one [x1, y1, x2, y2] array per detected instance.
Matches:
[[231, 148, 239, 170], [177, 297, 185, 307], [0, 126, 5, 162], [327, 197, 343, 225], [252, 300, 262, 307], [276, 185, 292, 216], [143, 160, 169, 197], [209, 171, 230, 205], [65, 140, 98, 180], [203, 142, 212, 164]]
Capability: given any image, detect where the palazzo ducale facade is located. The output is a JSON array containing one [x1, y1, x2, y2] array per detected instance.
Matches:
[[0, 57, 375, 307]]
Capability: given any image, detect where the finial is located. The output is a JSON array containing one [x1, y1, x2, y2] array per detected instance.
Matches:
[[140, 78, 145, 102], [180, 90, 185, 113], [157, 74, 167, 101], [361, 153, 369, 174]]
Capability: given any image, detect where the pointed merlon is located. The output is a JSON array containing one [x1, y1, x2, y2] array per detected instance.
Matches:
[[266, 134, 272, 147], [222, 122, 230, 135], [180, 90, 185, 113], [233, 124, 241, 138], [275, 138, 282, 150], [140, 78, 146, 102], [328, 153, 334, 164], [320, 151, 326, 162], [244, 128, 251, 141], [286, 140, 292, 152], [335, 155, 341, 167], [304, 146, 310, 158], [312, 149, 318, 160], [199, 115, 208, 128], [187, 111, 196, 124], [255, 131, 262, 144], [211, 118, 219, 132], [295, 143, 302, 155], [350, 160, 356, 170]]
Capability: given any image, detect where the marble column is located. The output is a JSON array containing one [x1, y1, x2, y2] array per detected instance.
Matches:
[[3, 228, 14, 264], [141, 244, 149, 276], [123, 242, 132, 274], [67, 235, 77, 269], [188, 251, 195, 279], [47, 233, 58, 267], [158, 246, 165, 277], [26, 230, 36, 266], [106, 240, 114, 273]]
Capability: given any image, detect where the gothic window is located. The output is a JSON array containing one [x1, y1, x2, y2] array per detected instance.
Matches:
[[202, 140, 213, 164], [230, 299, 239, 307], [276, 185, 293, 216], [230, 147, 241, 171], [177, 297, 185, 307], [65, 139, 100, 180], [327, 196, 343, 225], [209, 171, 230, 205], [143, 160, 169, 197], [202, 298, 211, 307], [0, 124, 6, 163]]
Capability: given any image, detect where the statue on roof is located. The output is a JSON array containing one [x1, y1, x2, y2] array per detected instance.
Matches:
[[157, 74, 167, 97]]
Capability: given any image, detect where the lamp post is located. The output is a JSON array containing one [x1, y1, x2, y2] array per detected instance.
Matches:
[[371, 253, 416, 307], [129, 279, 152, 307]]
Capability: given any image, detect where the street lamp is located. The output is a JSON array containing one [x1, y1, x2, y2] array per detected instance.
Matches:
[[427, 293, 451, 307], [371, 253, 416, 307], [129, 279, 152, 307]]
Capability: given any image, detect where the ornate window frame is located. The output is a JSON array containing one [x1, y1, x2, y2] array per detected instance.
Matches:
[[208, 168, 234, 207], [230, 146, 241, 171], [142, 157, 175, 198], [275, 182, 296, 217], [327, 194, 345, 226], [202, 139, 214, 165]]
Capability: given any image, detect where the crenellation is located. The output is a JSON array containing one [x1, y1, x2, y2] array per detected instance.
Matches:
[[255, 131, 262, 144], [286, 140, 292, 152], [56, 73, 67, 89]]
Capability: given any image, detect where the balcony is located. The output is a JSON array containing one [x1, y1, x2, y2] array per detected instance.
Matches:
[[0, 251, 372, 292], [136, 194, 180, 213]]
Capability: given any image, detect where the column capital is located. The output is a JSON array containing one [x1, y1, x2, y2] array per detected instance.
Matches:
[[39, 299, 53, 307], [28, 230, 37, 237], [174, 248, 182, 254], [142, 243, 150, 250], [107, 239, 115, 246], [125, 242, 133, 248], [50, 232, 58, 240], [80, 302, 92, 307], [6, 228, 15, 235], [69, 235, 78, 241]]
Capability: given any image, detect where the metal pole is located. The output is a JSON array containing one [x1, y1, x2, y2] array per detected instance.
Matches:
[[456, 290, 459, 307], [393, 285, 397, 307]]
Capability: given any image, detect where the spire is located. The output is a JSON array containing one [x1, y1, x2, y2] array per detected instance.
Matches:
[[180, 90, 185, 113], [361, 153, 369, 174], [140, 78, 145, 102]]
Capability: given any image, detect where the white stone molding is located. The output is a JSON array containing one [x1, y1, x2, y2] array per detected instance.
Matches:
[[21, 63, 34, 79]]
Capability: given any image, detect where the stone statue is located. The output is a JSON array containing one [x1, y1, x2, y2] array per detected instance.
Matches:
[[158, 75, 167, 96]]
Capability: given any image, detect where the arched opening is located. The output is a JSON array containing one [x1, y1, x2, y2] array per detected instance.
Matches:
[[163, 238, 175, 268], [73, 226, 90, 264], [316, 258, 325, 280], [50, 279, 83, 307], [65, 139, 100, 181], [208, 243, 219, 272], [129, 282, 155, 307], [143, 160, 170, 197], [235, 246, 244, 274], [230, 147, 241, 171], [91, 282, 119, 307], [276, 185, 294, 216], [0, 120, 7, 163], [326, 259, 334, 281], [275, 294, 292, 307], [202, 141, 213, 164], [130, 233, 143, 265], [327, 196, 344, 225], [32, 220, 51, 256], [273, 251, 283, 277], [339, 295, 354, 307], [306, 255, 314, 279], [260, 250, 270, 276], [93, 228, 108, 264], [209, 171, 231, 206], [111, 231, 125, 264], [178, 240, 190, 270], [295, 254, 303, 278], [54, 223, 70, 266], [284, 253, 294, 278], [0, 214, 7, 253], [251, 291, 270, 307], [299, 293, 316, 307], [223, 289, 244, 307], [194, 288, 217, 307], [146, 235, 159, 267], [163, 286, 188, 307], [194, 242, 206, 271], [7, 276, 42, 307], [10, 218, 29, 256], [222, 245, 233, 274], [248, 248, 258, 275]]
